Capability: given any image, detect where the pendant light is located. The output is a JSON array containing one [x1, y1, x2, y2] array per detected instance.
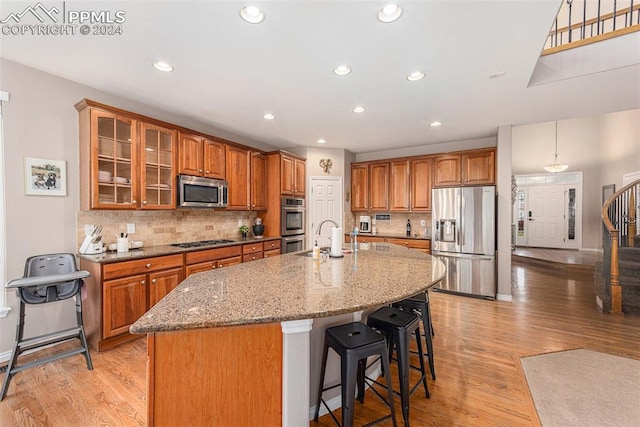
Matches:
[[544, 121, 569, 173]]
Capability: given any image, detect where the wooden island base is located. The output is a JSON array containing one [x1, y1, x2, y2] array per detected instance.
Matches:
[[147, 323, 283, 426]]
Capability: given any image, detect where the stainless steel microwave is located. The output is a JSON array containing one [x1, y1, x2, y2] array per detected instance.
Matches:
[[178, 175, 228, 208]]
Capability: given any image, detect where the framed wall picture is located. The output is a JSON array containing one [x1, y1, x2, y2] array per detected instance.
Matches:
[[24, 157, 67, 196]]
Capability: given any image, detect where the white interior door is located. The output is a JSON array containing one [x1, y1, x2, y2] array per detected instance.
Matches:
[[308, 176, 343, 249], [528, 184, 565, 248]]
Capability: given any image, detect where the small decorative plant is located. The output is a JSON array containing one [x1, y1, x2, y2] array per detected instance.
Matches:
[[239, 225, 250, 236]]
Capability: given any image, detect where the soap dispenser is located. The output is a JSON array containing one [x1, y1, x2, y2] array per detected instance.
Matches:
[[312, 240, 320, 260]]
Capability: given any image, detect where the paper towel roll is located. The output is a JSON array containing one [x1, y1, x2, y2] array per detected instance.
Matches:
[[330, 227, 343, 257]]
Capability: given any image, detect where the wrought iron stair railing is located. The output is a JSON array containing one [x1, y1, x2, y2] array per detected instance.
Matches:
[[601, 179, 639, 313], [544, 0, 640, 55]]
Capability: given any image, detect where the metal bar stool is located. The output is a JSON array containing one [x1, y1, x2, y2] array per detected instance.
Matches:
[[393, 290, 436, 380], [1, 253, 93, 401], [314, 321, 398, 427], [363, 306, 429, 427]]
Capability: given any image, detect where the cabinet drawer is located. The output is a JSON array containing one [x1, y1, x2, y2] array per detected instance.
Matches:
[[264, 249, 281, 258], [218, 256, 242, 268], [243, 252, 264, 263], [185, 245, 242, 265], [385, 238, 430, 250], [103, 254, 183, 280], [263, 239, 281, 251], [243, 242, 264, 255]]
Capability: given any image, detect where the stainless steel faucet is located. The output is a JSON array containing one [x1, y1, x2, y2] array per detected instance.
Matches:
[[316, 219, 339, 237]]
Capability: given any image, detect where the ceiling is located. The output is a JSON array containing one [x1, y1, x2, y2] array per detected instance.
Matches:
[[1, 1, 639, 154]]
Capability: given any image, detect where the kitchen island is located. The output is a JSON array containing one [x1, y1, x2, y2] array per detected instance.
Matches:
[[131, 243, 446, 426]]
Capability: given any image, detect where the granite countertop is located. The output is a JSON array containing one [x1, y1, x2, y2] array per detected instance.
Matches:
[[130, 243, 446, 334], [78, 236, 281, 264]]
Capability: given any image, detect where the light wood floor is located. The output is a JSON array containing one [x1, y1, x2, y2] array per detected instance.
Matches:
[[2, 261, 640, 427]]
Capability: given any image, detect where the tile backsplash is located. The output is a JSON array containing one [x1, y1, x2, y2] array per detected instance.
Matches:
[[351, 213, 432, 237], [77, 210, 259, 248]]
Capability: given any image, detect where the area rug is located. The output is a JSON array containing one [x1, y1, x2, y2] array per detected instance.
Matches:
[[520, 349, 640, 426]]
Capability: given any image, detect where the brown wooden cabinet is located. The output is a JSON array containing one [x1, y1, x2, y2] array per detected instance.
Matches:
[[410, 156, 433, 212], [279, 154, 306, 197], [81, 254, 184, 351], [385, 237, 431, 253], [264, 239, 282, 258], [462, 149, 495, 185], [433, 148, 495, 187], [102, 274, 147, 339], [178, 132, 226, 179], [185, 245, 243, 276], [242, 242, 264, 263], [226, 146, 266, 211], [351, 164, 369, 212], [263, 152, 307, 238], [390, 160, 410, 211], [251, 152, 267, 210], [351, 162, 389, 212], [149, 267, 184, 307], [344, 235, 429, 252], [433, 154, 462, 187], [76, 100, 177, 210]]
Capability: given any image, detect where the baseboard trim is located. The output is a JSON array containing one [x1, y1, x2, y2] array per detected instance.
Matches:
[[496, 293, 513, 301], [0, 349, 12, 364]]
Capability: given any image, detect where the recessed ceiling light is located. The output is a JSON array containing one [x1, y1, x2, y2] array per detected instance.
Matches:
[[430, 121, 442, 127], [407, 71, 425, 81], [263, 113, 275, 120], [240, 5, 265, 24], [317, 138, 326, 144], [353, 106, 366, 113], [378, 4, 402, 23], [489, 71, 507, 79], [152, 61, 174, 72], [333, 65, 352, 76]]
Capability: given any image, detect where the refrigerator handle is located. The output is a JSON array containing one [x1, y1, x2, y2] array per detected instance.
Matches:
[[457, 191, 463, 247]]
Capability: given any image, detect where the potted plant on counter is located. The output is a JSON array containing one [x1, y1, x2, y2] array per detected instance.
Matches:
[[239, 225, 250, 239]]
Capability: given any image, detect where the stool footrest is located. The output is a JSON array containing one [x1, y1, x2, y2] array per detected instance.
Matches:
[[9, 347, 88, 375]]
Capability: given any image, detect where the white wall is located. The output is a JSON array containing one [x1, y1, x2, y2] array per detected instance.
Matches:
[[512, 110, 640, 249], [0, 59, 275, 355]]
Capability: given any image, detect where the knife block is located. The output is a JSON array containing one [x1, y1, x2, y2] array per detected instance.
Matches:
[[79, 235, 103, 254]]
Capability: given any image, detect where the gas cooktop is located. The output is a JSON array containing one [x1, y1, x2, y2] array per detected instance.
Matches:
[[169, 239, 236, 249]]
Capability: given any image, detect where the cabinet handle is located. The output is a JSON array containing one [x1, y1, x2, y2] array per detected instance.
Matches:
[[252, 256, 256, 260], [146, 263, 152, 268], [205, 170, 210, 173], [199, 169, 203, 172], [151, 279, 157, 284], [143, 201, 147, 205], [132, 200, 137, 204], [141, 280, 146, 285], [212, 265, 216, 269]]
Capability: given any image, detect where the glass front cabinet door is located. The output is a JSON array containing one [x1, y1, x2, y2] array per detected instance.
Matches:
[[92, 108, 138, 209], [140, 123, 176, 209], [77, 100, 178, 210]]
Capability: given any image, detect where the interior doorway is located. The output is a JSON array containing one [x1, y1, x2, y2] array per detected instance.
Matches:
[[513, 172, 582, 249], [307, 176, 343, 249]]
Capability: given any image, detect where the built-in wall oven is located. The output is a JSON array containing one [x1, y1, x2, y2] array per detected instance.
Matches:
[[282, 235, 305, 254], [281, 197, 305, 236], [281, 196, 306, 253]]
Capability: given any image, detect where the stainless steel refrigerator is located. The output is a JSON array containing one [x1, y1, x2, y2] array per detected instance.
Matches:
[[432, 186, 496, 299]]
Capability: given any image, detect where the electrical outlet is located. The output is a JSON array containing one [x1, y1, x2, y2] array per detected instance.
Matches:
[[85, 224, 94, 235], [127, 223, 136, 234], [238, 219, 243, 227], [420, 220, 426, 227]]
